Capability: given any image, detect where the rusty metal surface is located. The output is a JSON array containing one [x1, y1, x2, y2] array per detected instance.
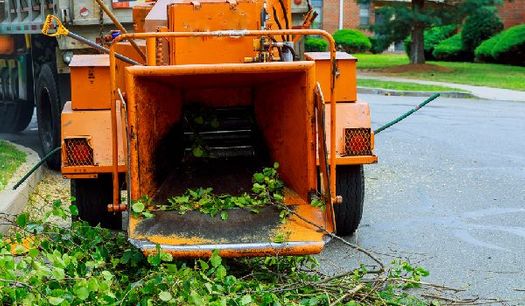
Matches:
[[128, 189, 328, 257], [134, 206, 284, 242], [154, 157, 267, 203]]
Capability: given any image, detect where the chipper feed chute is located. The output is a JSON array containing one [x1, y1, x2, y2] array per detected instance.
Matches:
[[124, 61, 333, 257]]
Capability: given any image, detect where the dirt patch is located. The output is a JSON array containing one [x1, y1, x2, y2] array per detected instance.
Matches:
[[24, 168, 71, 226], [376, 64, 454, 74]]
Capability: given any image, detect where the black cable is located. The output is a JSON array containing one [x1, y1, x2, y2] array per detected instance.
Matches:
[[278, 0, 290, 41], [272, 7, 286, 41]]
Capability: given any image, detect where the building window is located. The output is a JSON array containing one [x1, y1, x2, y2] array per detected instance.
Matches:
[[311, 0, 323, 29], [359, 3, 370, 26]]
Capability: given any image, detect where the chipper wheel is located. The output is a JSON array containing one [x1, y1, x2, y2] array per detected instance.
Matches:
[[334, 165, 364, 236], [71, 175, 122, 230]]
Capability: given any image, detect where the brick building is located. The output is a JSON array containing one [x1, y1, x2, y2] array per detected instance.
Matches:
[[498, 0, 525, 28], [315, 0, 524, 34]]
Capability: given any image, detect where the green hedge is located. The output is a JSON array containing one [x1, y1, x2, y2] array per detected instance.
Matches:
[[333, 29, 372, 53], [404, 25, 457, 60], [491, 24, 525, 65], [304, 37, 328, 52], [461, 7, 503, 54], [475, 24, 525, 65], [432, 33, 470, 61], [474, 34, 501, 62]]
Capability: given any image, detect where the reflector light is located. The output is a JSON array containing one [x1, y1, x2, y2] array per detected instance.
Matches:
[[343, 128, 372, 156], [64, 138, 94, 166]]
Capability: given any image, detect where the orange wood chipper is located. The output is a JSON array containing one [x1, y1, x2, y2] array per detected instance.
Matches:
[[50, 0, 377, 258]]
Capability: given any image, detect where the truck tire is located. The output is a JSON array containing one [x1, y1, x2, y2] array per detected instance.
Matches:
[[0, 58, 34, 133], [71, 175, 122, 230], [334, 165, 364, 236], [35, 64, 61, 169]]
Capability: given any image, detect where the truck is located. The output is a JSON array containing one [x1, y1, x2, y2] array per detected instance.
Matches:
[[44, 0, 377, 258], [0, 0, 311, 170], [0, 0, 146, 168]]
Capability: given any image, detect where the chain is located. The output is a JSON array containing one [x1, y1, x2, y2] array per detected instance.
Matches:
[[99, 5, 105, 47]]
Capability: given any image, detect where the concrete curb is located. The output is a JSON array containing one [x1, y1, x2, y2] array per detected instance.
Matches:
[[0, 141, 43, 232], [358, 87, 475, 99]]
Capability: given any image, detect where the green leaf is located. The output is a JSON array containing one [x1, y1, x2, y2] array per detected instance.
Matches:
[[48, 297, 64, 305], [253, 173, 265, 183], [101, 270, 113, 281], [210, 250, 222, 268], [220, 211, 228, 220], [240, 294, 252, 305], [160, 252, 173, 262], [74, 286, 90, 300], [132, 201, 145, 213], [194, 116, 204, 125], [147, 254, 161, 266], [215, 265, 227, 280], [16, 213, 28, 227], [192, 146, 205, 158], [51, 267, 65, 280], [28, 248, 39, 258], [159, 291, 173, 302], [142, 211, 154, 219], [69, 205, 79, 216]]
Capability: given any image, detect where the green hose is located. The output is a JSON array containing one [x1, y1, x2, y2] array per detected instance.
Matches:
[[11, 95, 439, 190], [12, 146, 61, 190], [374, 93, 440, 135]]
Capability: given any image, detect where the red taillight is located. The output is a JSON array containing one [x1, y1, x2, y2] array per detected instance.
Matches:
[[344, 128, 372, 156], [64, 138, 94, 166]]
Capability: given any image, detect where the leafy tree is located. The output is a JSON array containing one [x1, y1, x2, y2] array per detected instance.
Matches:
[[362, 0, 504, 64]]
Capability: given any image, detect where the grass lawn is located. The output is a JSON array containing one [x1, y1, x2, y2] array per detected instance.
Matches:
[[0, 140, 26, 191], [355, 53, 525, 91], [357, 79, 465, 92]]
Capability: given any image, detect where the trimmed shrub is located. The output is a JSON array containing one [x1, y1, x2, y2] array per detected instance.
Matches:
[[304, 36, 328, 52], [432, 33, 470, 61], [491, 24, 525, 66], [474, 34, 501, 62], [333, 29, 372, 53], [404, 25, 457, 59], [369, 35, 391, 54], [461, 7, 503, 54]]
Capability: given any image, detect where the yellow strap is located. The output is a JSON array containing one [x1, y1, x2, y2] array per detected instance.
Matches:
[[41, 15, 69, 37]]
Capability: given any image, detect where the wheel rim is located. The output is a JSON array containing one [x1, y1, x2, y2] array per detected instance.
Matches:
[[39, 87, 54, 152]]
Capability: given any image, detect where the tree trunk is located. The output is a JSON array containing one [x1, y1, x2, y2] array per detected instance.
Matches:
[[410, 0, 425, 64]]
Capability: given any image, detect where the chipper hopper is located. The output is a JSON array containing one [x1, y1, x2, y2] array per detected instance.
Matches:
[[53, 0, 377, 258]]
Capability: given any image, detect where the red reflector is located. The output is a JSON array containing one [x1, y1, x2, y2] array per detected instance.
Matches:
[[65, 138, 94, 166], [294, 0, 302, 4], [344, 128, 372, 156]]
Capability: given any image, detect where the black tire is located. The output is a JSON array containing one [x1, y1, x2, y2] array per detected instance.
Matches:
[[35, 64, 61, 169], [0, 57, 34, 133], [334, 165, 365, 236], [71, 175, 122, 230]]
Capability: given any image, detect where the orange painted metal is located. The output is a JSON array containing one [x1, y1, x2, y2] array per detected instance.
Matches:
[[324, 101, 375, 158], [132, 3, 154, 33], [61, 102, 126, 173], [129, 188, 327, 258], [167, 1, 262, 65], [124, 61, 318, 201], [69, 55, 112, 110], [305, 52, 357, 102], [109, 29, 338, 207]]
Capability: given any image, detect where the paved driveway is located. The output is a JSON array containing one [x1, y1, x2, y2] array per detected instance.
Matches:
[[320, 94, 525, 302]]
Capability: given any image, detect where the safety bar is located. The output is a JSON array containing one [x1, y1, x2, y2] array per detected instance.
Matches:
[[108, 30, 338, 215]]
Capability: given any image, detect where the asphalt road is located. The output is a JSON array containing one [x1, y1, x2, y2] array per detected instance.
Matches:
[[320, 94, 525, 302], [2, 95, 524, 301], [0, 111, 41, 155]]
